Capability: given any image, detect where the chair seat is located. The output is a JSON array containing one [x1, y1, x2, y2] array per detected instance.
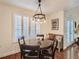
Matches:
[[42, 50, 52, 56], [43, 57, 50, 59], [26, 56, 39, 57], [28, 50, 38, 56], [25, 56, 39, 59]]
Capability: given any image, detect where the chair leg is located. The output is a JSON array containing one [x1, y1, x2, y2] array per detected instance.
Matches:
[[21, 53, 23, 59], [52, 56, 54, 59], [52, 54, 55, 59]]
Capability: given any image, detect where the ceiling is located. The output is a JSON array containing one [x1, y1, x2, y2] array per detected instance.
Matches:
[[0, 0, 79, 14]]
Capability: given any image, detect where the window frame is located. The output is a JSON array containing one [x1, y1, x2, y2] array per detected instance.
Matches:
[[12, 14, 40, 42]]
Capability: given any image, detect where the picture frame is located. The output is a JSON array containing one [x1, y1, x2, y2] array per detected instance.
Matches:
[[51, 18, 59, 30]]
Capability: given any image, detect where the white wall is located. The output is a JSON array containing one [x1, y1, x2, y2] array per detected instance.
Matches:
[[0, 3, 33, 57], [64, 6, 79, 28], [49, 10, 64, 35], [44, 11, 64, 35], [64, 6, 79, 49]]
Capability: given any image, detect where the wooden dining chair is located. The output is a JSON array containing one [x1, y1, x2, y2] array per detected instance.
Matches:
[[36, 34, 44, 41], [18, 36, 40, 59], [22, 45, 40, 59], [18, 36, 26, 59], [41, 39, 58, 59], [52, 40, 58, 59]]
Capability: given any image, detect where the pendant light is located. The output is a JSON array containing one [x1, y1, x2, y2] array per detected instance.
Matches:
[[33, 0, 46, 23]]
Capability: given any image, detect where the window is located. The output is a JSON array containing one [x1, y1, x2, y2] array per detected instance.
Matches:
[[30, 18, 40, 38], [65, 17, 74, 47], [13, 14, 40, 41]]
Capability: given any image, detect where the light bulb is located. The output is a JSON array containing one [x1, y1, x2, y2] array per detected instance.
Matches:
[[44, 20, 46, 23], [37, 19, 40, 22]]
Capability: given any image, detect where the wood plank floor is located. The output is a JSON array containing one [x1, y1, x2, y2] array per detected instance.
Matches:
[[0, 53, 21, 59], [0, 52, 64, 59], [55, 44, 79, 59], [0, 44, 79, 59]]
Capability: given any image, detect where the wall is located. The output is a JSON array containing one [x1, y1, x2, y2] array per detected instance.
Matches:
[[50, 11, 64, 35], [64, 6, 79, 49], [0, 3, 33, 57], [42, 11, 64, 35]]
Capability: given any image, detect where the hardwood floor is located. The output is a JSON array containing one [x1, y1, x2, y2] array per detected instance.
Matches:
[[0, 44, 79, 59], [55, 51, 64, 59], [0, 53, 20, 59], [55, 44, 79, 59], [0, 52, 64, 59]]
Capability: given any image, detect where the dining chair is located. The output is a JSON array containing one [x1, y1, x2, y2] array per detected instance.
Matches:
[[41, 39, 58, 59], [36, 34, 44, 41], [18, 36, 40, 59], [22, 45, 40, 59], [18, 36, 26, 59]]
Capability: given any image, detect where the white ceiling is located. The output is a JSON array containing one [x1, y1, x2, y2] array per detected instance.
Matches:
[[0, 0, 79, 14]]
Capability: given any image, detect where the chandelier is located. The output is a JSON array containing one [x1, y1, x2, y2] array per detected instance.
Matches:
[[33, 0, 46, 23]]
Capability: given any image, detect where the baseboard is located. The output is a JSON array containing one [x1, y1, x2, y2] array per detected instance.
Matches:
[[63, 42, 75, 52]]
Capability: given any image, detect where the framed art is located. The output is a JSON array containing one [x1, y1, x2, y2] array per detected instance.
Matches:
[[51, 18, 59, 30]]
